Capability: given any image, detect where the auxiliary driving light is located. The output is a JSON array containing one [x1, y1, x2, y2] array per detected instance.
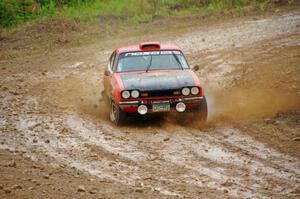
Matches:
[[176, 102, 186, 112], [138, 105, 148, 115]]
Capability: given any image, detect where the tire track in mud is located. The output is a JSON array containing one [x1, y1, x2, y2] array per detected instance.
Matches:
[[1, 10, 300, 199]]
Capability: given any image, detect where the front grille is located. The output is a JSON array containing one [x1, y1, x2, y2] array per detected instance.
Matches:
[[142, 89, 180, 97]]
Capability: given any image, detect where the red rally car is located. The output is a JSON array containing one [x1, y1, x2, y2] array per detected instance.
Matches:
[[102, 42, 207, 125]]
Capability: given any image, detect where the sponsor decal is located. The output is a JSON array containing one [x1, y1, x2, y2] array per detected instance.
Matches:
[[124, 51, 181, 57]]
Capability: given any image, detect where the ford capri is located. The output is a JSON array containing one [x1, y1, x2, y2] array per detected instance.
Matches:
[[102, 42, 207, 125]]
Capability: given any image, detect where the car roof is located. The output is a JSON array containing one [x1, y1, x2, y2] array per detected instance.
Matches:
[[116, 42, 181, 54]]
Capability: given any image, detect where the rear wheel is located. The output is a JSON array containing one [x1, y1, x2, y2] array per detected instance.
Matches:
[[110, 101, 127, 125]]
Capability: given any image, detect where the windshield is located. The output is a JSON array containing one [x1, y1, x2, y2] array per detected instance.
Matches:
[[116, 50, 189, 72]]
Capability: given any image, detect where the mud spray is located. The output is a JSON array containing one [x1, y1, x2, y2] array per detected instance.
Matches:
[[207, 87, 300, 122], [35, 65, 110, 121], [41, 78, 300, 127]]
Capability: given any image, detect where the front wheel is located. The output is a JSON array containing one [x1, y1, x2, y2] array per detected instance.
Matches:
[[187, 96, 208, 124], [198, 96, 208, 123], [110, 101, 127, 125]]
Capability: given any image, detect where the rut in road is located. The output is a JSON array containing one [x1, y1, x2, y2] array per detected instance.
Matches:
[[1, 111, 298, 198]]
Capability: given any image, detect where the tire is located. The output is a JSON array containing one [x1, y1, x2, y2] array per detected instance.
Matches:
[[197, 96, 208, 123], [190, 96, 208, 124], [110, 101, 127, 125]]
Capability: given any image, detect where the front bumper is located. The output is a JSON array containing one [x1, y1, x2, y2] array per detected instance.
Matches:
[[119, 96, 203, 113]]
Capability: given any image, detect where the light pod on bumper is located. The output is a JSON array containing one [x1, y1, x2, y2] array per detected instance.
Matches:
[[138, 105, 148, 115], [176, 102, 186, 112]]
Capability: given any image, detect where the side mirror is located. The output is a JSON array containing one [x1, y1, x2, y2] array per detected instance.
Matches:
[[192, 65, 200, 72], [104, 70, 110, 76]]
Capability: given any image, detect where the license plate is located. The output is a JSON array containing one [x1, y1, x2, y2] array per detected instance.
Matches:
[[152, 102, 170, 112]]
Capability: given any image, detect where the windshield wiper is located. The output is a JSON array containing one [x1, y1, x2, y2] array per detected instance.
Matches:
[[172, 52, 184, 70], [146, 55, 153, 72]]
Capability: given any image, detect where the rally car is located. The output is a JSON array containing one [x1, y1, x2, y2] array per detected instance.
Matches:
[[102, 42, 207, 125]]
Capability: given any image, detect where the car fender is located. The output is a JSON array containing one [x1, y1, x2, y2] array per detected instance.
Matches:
[[111, 73, 124, 103]]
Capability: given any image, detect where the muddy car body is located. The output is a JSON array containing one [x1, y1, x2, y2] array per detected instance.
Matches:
[[103, 42, 207, 125]]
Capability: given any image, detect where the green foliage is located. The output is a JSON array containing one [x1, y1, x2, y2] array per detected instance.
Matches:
[[0, 0, 16, 27], [0, 0, 35, 28], [0, 0, 292, 28], [62, 0, 154, 22], [39, 0, 58, 18]]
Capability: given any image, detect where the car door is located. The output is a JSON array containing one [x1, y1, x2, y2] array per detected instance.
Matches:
[[103, 51, 116, 98]]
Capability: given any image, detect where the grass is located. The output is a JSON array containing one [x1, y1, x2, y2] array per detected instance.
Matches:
[[2, 0, 283, 29]]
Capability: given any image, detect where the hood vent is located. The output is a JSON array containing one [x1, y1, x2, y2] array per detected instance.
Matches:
[[139, 42, 161, 50]]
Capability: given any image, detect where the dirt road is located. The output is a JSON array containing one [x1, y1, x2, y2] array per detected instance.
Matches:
[[0, 9, 300, 198]]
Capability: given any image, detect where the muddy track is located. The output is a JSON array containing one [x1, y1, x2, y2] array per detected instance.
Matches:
[[1, 10, 300, 198]]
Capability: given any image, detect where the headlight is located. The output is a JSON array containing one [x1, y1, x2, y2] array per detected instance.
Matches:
[[121, 90, 130, 99], [191, 87, 199, 95], [131, 90, 139, 98], [181, 87, 190, 96]]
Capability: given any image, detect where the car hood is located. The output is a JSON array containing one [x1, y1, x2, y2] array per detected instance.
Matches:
[[120, 70, 195, 91]]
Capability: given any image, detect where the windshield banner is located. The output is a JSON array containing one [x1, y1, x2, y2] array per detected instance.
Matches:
[[124, 51, 181, 57]]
